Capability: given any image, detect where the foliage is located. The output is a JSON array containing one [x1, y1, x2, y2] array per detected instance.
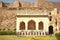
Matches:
[[0, 36, 57, 40], [55, 33, 60, 40], [0, 30, 16, 35]]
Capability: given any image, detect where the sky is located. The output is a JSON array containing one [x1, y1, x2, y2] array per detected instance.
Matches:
[[0, 0, 35, 3], [0, 0, 60, 3], [48, 0, 60, 2]]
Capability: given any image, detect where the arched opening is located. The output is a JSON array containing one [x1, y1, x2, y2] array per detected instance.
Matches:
[[28, 20, 36, 30], [49, 25, 53, 35], [49, 12, 51, 15], [20, 21, 25, 30], [49, 16, 52, 21], [39, 21, 44, 30]]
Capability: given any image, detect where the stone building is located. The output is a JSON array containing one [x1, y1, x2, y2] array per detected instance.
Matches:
[[0, 0, 60, 36], [16, 7, 59, 36]]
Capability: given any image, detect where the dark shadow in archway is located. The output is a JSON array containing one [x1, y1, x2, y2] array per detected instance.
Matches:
[[28, 20, 36, 30], [20, 21, 25, 30], [38, 21, 44, 30], [49, 25, 53, 35]]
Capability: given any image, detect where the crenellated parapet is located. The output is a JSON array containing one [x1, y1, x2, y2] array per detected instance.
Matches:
[[17, 7, 57, 16]]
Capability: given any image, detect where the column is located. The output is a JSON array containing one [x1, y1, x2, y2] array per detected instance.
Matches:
[[16, 21, 20, 33], [44, 32, 46, 36], [25, 22, 28, 31], [57, 20, 59, 32], [38, 31, 40, 36], [36, 22, 38, 30]]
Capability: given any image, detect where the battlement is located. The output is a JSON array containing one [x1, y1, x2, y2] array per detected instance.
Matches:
[[17, 7, 57, 16], [0, 0, 60, 10], [17, 7, 49, 15]]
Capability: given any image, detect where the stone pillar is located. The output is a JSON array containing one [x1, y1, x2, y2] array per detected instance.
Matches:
[[25, 22, 28, 31], [36, 22, 38, 30], [16, 21, 20, 33]]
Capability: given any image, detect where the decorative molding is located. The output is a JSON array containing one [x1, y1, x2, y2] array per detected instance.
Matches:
[[17, 15, 48, 17]]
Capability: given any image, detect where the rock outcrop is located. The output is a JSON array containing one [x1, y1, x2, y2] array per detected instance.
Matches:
[[0, 0, 60, 30]]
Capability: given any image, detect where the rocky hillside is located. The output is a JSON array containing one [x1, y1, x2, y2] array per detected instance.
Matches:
[[0, 0, 60, 30], [0, 9, 16, 30], [36, 0, 60, 10]]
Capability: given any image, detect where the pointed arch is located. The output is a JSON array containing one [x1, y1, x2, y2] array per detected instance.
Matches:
[[49, 25, 53, 34], [38, 21, 44, 30], [28, 20, 36, 30], [20, 21, 25, 30]]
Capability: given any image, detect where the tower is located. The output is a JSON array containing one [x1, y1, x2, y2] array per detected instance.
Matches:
[[34, 0, 44, 7], [12, 0, 20, 8], [0, 1, 3, 8]]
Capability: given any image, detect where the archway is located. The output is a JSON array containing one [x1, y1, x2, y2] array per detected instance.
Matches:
[[28, 20, 36, 30], [39, 21, 44, 30], [20, 21, 25, 30], [49, 25, 53, 35]]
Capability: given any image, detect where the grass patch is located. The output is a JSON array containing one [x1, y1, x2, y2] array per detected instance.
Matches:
[[55, 33, 60, 40], [0, 35, 57, 40], [0, 30, 16, 35]]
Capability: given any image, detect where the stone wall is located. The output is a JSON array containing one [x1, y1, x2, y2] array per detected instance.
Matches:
[[0, 8, 16, 30], [0, 0, 60, 31]]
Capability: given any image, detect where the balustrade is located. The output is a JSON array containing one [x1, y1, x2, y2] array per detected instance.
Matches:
[[18, 30, 47, 36], [17, 9, 48, 15]]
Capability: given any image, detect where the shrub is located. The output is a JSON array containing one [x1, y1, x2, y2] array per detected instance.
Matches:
[[55, 33, 60, 40], [0, 30, 16, 35]]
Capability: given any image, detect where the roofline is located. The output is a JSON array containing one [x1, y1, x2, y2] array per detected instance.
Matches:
[[17, 15, 48, 17]]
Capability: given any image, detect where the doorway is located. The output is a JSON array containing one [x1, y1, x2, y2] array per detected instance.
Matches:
[[49, 25, 53, 35]]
